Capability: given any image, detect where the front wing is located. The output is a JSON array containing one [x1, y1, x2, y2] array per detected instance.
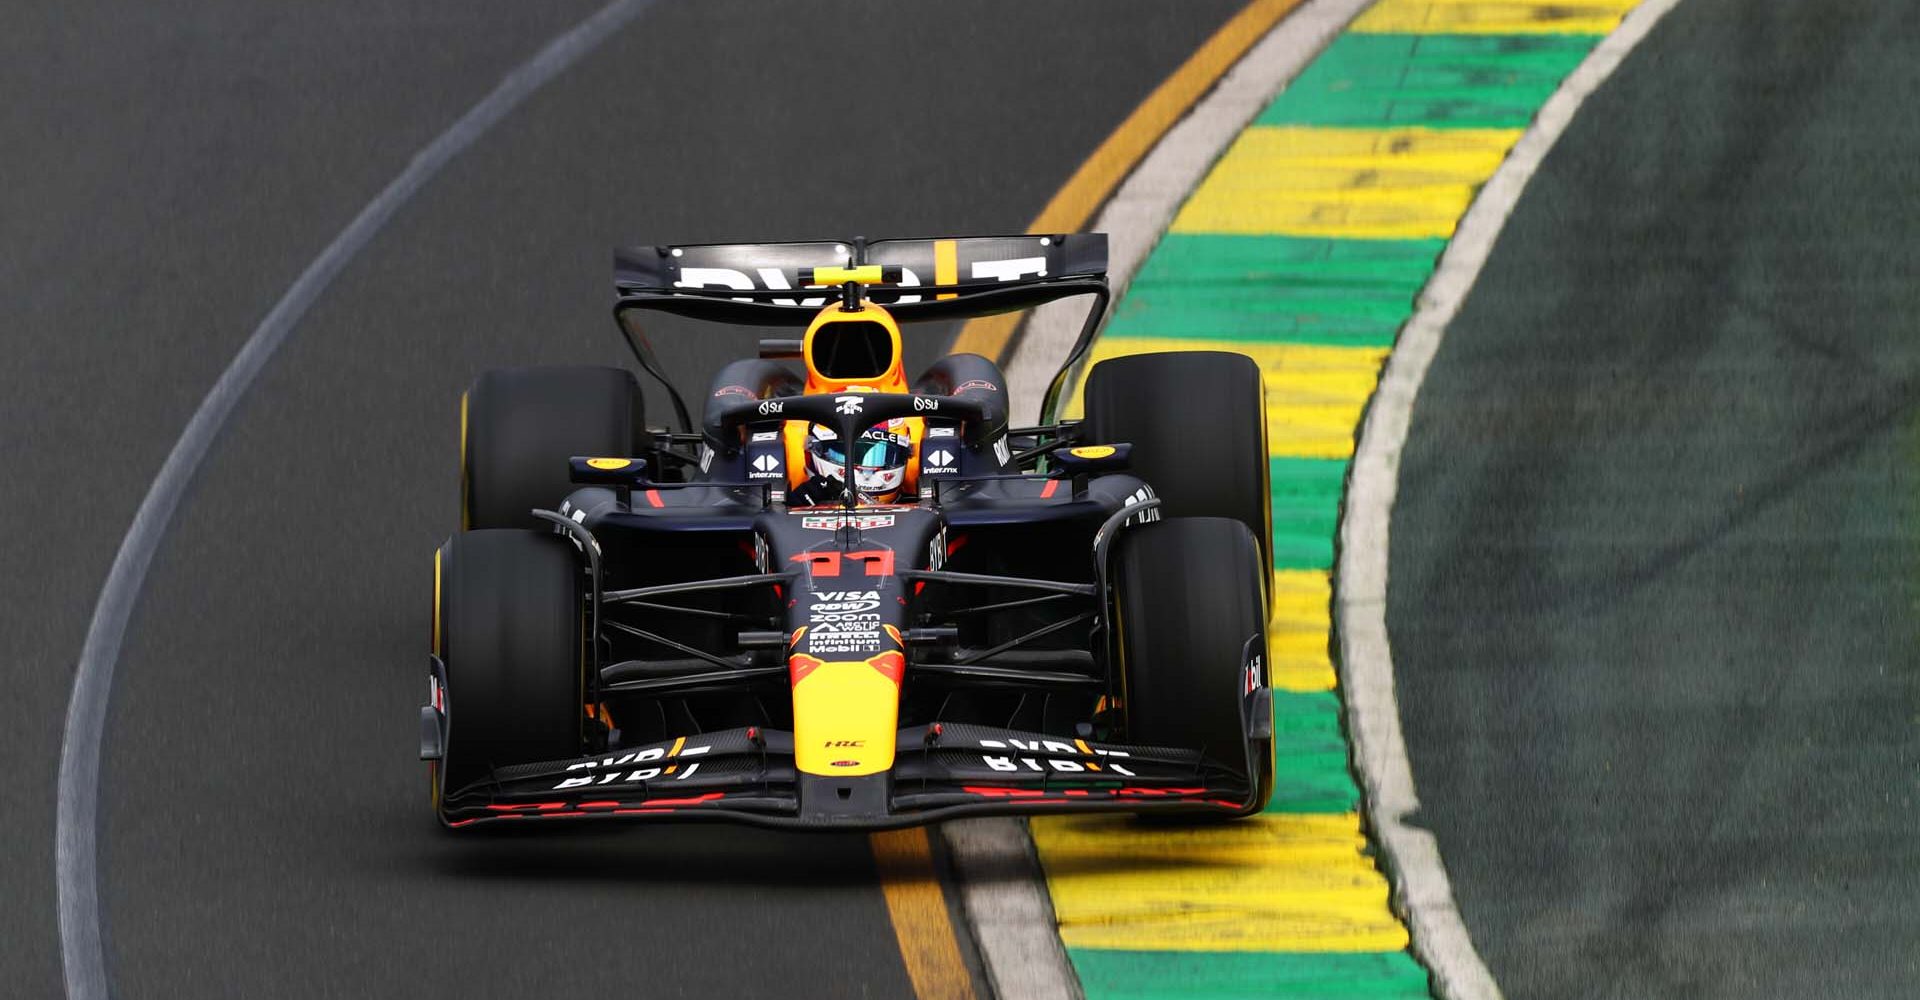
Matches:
[[439, 723, 1258, 830]]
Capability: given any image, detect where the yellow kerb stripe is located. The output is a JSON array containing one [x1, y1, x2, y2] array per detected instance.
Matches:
[[950, 0, 1308, 360], [870, 828, 979, 1000], [1271, 569, 1337, 692], [1031, 811, 1411, 952], [1070, 338, 1389, 459], [1171, 125, 1522, 239], [1352, 0, 1637, 35]]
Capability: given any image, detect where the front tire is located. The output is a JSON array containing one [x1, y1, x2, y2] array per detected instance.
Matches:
[[1082, 351, 1270, 571], [462, 366, 641, 530], [1114, 517, 1272, 816], [435, 529, 584, 802]]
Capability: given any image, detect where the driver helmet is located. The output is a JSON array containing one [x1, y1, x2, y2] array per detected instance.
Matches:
[[807, 420, 913, 503]]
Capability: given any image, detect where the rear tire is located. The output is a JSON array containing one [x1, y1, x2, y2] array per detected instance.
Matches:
[[1115, 517, 1271, 815], [1083, 351, 1270, 571], [462, 366, 641, 530], [436, 529, 584, 799]]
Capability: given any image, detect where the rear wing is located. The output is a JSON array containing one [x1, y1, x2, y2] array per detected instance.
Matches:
[[613, 234, 1107, 325], [611, 234, 1112, 429]]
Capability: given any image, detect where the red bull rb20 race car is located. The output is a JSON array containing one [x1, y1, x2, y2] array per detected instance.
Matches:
[[422, 234, 1277, 829]]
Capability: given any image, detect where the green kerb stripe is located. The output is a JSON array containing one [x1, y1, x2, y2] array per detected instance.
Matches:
[[1257, 33, 1601, 129], [1273, 457, 1348, 571], [1106, 235, 1445, 348], [1271, 689, 1361, 814], [1068, 948, 1432, 1000]]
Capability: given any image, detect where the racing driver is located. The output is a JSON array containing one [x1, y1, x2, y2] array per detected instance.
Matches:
[[789, 420, 914, 506]]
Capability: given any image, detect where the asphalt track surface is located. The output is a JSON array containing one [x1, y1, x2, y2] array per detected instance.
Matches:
[[0, 3, 1248, 997], [1388, 1, 1920, 997]]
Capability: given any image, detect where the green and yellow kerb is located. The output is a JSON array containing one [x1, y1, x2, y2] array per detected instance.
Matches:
[[1035, 2, 1639, 997]]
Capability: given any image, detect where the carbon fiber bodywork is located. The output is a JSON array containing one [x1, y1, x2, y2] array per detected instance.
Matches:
[[427, 444, 1273, 828]]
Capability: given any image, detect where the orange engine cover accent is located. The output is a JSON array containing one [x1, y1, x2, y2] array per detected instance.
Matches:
[[785, 301, 923, 495], [801, 301, 908, 395]]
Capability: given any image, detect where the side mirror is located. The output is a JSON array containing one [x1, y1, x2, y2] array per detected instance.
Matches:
[[569, 456, 650, 486], [1052, 443, 1131, 475]]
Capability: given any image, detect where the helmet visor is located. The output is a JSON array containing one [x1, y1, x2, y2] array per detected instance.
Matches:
[[819, 438, 912, 471]]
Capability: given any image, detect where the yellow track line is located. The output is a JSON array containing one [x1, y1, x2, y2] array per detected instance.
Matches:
[[871, 828, 980, 1000], [950, 0, 1308, 362]]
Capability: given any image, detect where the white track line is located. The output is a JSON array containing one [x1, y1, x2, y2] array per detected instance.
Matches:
[[52, 4, 657, 997], [960, 2, 1377, 997], [1337, 2, 1688, 999]]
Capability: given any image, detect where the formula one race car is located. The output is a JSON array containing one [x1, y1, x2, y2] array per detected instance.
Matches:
[[421, 234, 1275, 829]]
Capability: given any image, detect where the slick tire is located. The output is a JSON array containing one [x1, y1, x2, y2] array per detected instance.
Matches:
[[436, 529, 584, 800], [462, 366, 642, 530], [1082, 351, 1271, 572], [1114, 517, 1272, 816]]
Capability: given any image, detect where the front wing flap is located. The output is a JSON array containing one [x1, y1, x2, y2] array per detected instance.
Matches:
[[439, 723, 1257, 829]]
